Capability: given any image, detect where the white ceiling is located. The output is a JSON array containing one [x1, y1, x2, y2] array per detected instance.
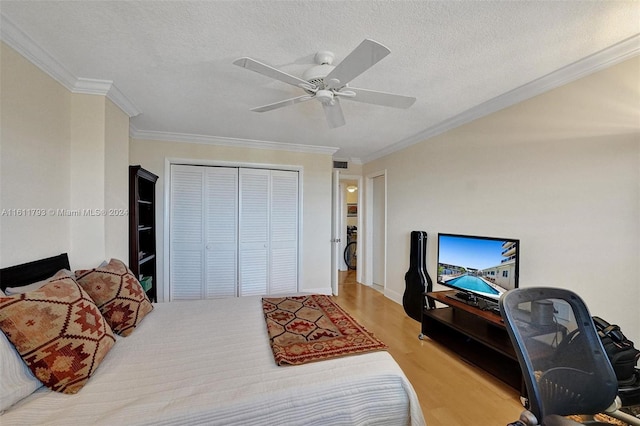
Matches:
[[1, 1, 638, 162]]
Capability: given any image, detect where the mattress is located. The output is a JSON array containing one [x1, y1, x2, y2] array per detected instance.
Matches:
[[1, 296, 425, 425]]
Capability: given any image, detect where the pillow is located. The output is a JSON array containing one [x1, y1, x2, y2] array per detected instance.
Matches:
[[0, 271, 115, 394], [4, 269, 74, 295], [0, 329, 42, 412], [75, 259, 153, 337]]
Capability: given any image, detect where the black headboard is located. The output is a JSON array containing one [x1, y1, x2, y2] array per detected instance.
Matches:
[[0, 253, 70, 292]]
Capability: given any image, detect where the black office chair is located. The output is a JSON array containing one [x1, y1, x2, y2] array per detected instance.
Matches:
[[500, 287, 640, 426]]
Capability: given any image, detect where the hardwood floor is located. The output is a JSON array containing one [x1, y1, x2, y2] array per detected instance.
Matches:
[[334, 270, 524, 425]]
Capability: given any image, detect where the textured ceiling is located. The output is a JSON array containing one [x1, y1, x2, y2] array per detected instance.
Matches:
[[1, 1, 639, 162]]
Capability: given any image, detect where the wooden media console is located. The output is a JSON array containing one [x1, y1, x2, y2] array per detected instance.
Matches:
[[420, 290, 523, 392]]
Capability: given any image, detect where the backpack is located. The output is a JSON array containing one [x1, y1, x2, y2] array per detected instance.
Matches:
[[592, 316, 640, 386]]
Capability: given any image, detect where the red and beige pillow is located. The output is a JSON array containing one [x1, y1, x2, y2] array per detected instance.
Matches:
[[75, 259, 153, 337], [0, 271, 116, 394]]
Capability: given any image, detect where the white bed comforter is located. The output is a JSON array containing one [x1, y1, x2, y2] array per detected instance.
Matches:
[[2, 296, 425, 425]]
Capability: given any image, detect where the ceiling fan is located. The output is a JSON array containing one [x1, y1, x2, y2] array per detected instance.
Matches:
[[233, 39, 416, 128]]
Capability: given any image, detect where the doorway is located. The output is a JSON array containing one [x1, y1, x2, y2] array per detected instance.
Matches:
[[337, 174, 363, 284], [342, 179, 358, 271]]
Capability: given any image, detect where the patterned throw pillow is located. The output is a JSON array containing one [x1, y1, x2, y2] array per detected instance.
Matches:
[[75, 259, 153, 337], [0, 271, 115, 394]]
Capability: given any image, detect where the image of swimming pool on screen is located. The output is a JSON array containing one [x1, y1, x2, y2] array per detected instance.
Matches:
[[437, 234, 519, 300]]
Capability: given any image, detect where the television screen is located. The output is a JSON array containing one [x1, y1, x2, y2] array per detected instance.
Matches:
[[437, 233, 519, 304]]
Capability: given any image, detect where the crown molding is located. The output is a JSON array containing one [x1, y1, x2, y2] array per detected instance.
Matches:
[[1, 12, 76, 89], [362, 33, 640, 164], [73, 78, 141, 117], [0, 13, 140, 117], [130, 126, 339, 155]]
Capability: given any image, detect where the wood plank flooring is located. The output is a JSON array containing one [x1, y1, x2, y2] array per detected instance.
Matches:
[[333, 270, 524, 425]]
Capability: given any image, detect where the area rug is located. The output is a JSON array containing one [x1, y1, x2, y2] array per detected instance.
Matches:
[[567, 405, 640, 425], [262, 294, 387, 366]]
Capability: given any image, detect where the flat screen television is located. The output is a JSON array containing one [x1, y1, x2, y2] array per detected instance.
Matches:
[[437, 233, 520, 307]]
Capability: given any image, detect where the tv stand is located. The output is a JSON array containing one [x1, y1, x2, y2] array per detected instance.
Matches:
[[454, 291, 475, 301], [447, 291, 479, 307], [420, 290, 523, 392]]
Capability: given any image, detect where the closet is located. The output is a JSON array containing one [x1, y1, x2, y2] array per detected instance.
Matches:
[[169, 164, 299, 300]]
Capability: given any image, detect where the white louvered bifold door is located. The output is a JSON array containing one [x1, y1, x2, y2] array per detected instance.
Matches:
[[170, 165, 205, 300], [170, 165, 238, 300], [269, 170, 299, 294], [170, 165, 298, 300], [238, 168, 270, 296], [204, 167, 238, 298]]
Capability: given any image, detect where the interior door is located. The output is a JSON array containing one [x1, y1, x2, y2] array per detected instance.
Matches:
[[169, 164, 299, 300], [238, 168, 270, 296], [269, 170, 299, 294], [203, 167, 238, 298], [169, 165, 204, 300], [239, 168, 299, 296], [331, 170, 340, 295], [169, 165, 238, 300]]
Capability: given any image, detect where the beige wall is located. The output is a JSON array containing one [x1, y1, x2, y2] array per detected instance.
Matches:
[[69, 94, 107, 267], [129, 139, 333, 300], [363, 56, 640, 344], [1, 42, 71, 266], [0, 42, 130, 270], [104, 98, 130, 261], [345, 188, 358, 204]]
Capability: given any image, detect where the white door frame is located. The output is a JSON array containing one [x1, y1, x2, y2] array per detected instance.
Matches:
[[330, 170, 340, 295], [364, 169, 386, 289]]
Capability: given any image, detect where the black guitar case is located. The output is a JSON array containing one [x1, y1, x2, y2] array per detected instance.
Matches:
[[403, 231, 434, 322]]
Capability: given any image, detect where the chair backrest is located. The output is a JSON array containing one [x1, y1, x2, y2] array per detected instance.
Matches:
[[499, 287, 618, 422]]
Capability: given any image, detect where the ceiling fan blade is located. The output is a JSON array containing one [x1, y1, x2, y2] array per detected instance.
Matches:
[[342, 87, 416, 109], [250, 95, 314, 112], [322, 98, 346, 128], [233, 57, 315, 90], [324, 39, 390, 89]]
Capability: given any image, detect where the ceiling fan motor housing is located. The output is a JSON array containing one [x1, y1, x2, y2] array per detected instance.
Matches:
[[302, 63, 335, 91]]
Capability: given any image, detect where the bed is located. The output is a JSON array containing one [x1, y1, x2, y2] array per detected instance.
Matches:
[[0, 253, 425, 425]]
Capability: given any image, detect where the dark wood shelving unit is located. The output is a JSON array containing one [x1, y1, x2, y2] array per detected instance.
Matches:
[[129, 165, 159, 302], [421, 290, 523, 392]]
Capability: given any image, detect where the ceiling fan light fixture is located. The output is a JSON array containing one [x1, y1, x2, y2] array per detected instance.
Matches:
[[315, 89, 334, 105]]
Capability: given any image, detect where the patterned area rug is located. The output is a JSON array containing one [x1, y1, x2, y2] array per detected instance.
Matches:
[[262, 294, 387, 366], [567, 405, 640, 425]]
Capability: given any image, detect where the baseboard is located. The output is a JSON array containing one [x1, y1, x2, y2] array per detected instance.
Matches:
[[384, 287, 403, 305], [302, 287, 332, 295]]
